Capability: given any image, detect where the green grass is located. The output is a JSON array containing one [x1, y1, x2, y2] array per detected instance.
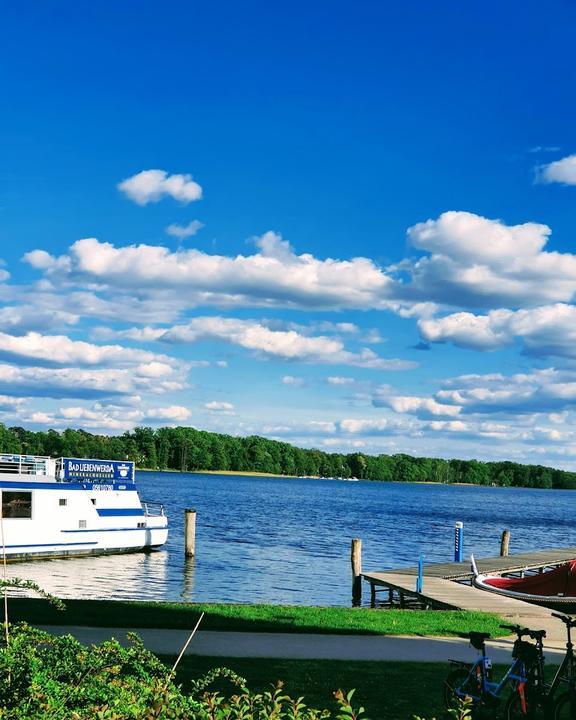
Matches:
[[170, 658, 561, 719], [7, 598, 507, 637], [168, 656, 450, 720]]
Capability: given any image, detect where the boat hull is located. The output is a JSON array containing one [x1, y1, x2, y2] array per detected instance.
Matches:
[[473, 561, 576, 612], [0, 465, 168, 562]]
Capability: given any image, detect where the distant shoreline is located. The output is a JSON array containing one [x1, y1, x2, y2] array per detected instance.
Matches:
[[138, 467, 299, 478]]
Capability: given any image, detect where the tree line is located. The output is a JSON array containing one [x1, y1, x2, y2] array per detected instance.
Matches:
[[0, 422, 574, 489]]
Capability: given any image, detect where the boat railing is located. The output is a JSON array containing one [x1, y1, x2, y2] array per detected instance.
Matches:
[[0, 454, 52, 476], [141, 501, 165, 517]]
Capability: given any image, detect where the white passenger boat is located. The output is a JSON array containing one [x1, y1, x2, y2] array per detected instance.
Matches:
[[0, 454, 168, 561]]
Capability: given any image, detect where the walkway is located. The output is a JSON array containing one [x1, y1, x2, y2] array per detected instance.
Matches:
[[37, 624, 569, 664]]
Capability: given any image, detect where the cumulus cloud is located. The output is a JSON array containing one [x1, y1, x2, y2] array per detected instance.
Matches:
[[106, 316, 416, 370], [539, 154, 576, 185], [419, 303, 576, 358], [23, 234, 397, 311], [205, 401, 235, 415], [165, 220, 204, 238], [0, 330, 185, 371], [406, 211, 576, 307], [0, 305, 78, 333], [326, 376, 356, 385], [118, 169, 203, 205], [374, 393, 462, 418], [21, 212, 576, 318], [26, 403, 191, 432], [433, 368, 576, 415], [0, 363, 186, 400]]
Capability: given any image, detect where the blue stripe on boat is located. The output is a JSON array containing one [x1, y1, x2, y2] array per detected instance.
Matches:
[[96, 508, 144, 517]]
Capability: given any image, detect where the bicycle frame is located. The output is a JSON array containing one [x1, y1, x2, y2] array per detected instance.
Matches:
[[450, 648, 529, 704]]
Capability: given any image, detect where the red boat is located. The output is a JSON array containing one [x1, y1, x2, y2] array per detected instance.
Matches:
[[471, 556, 576, 611]]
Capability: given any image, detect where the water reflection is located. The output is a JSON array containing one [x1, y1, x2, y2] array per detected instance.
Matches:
[[9, 549, 169, 600], [181, 557, 196, 601]]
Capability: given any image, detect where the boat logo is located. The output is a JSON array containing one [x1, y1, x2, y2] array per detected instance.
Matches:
[[118, 464, 130, 478]]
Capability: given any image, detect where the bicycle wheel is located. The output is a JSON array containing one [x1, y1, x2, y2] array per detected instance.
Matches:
[[444, 667, 478, 710], [504, 688, 544, 720], [553, 691, 576, 720]]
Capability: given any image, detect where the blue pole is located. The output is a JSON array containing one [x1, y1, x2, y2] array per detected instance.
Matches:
[[416, 554, 424, 592], [454, 521, 463, 562]]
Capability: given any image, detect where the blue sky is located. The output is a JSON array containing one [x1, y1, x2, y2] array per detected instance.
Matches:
[[1, 1, 576, 467]]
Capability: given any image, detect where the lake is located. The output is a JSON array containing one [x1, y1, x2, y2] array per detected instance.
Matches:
[[10, 472, 576, 605]]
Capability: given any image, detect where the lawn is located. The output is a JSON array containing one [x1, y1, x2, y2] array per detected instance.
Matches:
[[168, 656, 455, 720], [7, 597, 508, 637]]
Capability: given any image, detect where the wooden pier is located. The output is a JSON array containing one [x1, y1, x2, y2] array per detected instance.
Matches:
[[362, 545, 576, 613]]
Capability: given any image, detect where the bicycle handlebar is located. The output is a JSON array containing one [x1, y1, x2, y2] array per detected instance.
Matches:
[[552, 612, 576, 628], [499, 624, 546, 640]]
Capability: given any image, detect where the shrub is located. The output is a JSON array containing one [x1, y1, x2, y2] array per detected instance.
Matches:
[[0, 624, 369, 720]]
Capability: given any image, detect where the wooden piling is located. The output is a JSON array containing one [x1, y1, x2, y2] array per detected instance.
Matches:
[[185, 508, 197, 558], [500, 529, 510, 557], [351, 538, 362, 607]]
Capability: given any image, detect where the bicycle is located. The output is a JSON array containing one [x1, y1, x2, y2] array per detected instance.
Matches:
[[444, 624, 541, 718], [504, 612, 576, 719]]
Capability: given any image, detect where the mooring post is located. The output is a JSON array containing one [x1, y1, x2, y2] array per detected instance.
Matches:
[[454, 521, 463, 562], [351, 538, 362, 607], [185, 508, 197, 558], [416, 554, 424, 593], [500, 529, 510, 557]]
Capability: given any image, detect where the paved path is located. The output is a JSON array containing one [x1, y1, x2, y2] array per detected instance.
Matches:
[[37, 625, 569, 663]]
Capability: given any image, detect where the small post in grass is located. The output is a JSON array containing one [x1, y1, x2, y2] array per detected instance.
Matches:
[[500, 529, 511, 557], [454, 521, 463, 562], [416, 554, 424, 593], [185, 508, 197, 558], [351, 538, 362, 607]]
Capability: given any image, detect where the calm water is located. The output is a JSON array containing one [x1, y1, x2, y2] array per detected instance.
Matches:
[[10, 473, 576, 605]]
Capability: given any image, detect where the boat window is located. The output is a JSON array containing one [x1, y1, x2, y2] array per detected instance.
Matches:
[[137, 522, 145, 528], [59, 499, 67, 506], [2, 491, 32, 519], [78, 520, 86, 529], [90, 498, 96, 505]]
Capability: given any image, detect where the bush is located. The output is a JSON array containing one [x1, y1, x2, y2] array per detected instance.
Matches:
[[0, 624, 369, 719]]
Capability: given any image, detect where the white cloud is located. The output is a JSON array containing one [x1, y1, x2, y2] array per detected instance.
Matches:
[[434, 368, 576, 415], [419, 303, 576, 357], [24, 235, 397, 311], [0, 330, 185, 371], [118, 169, 203, 205], [375, 394, 462, 419], [406, 211, 576, 307], [282, 375, 305, 387], [108, 316, 416, 370], [0, 305, 78, 333], [340, 418, 392, 434], [0, 363, 186, 400], [539, 154, 576, 185], [19, 212, 576, 319], [165, 220, 205, 238], [25, 403, 191, 432], [205, 401, 235, 415], [144, 405, 191, 422], [326, 376, 356, 385]]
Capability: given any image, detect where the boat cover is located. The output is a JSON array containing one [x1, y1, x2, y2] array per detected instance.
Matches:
[[483, 561, 576, 597]]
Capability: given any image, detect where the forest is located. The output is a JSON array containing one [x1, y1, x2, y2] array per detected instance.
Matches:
[[0, 422, 574, 490]]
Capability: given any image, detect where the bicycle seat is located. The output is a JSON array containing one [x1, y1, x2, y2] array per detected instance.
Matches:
[[468, 631, 491, 650], [528, 629, 546, 641]]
